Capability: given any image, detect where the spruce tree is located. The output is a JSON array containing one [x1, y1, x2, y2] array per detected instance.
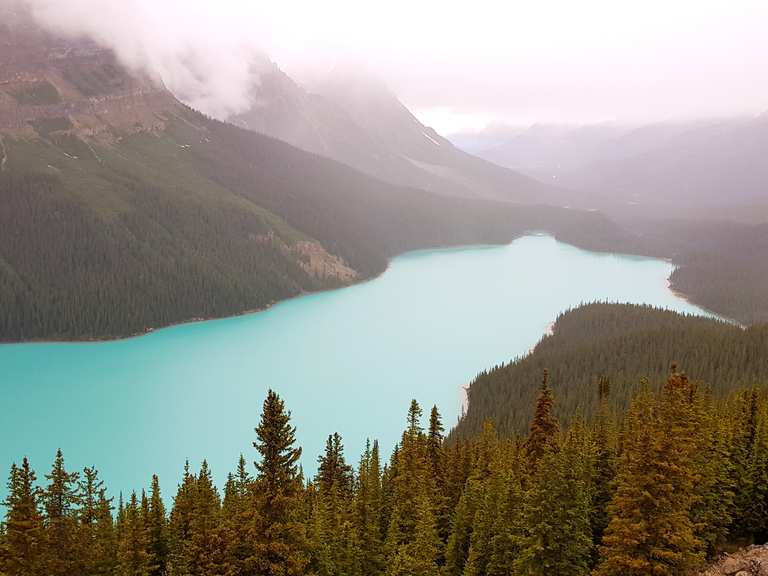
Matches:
[[117, 492, 151, 576], [41, 449, 81, 576], [92, 488, 118, 576], [318, 433, 354, 495], [463, 443, 508, 576], [0, 458, 42, 576], [525, 370, 559, 465], [385, 401, 429, 560], [146, 475, 169, 576], [426, 406, 451, 557], [590, 377, 616, 559], [385, 491, 439, 576], [515, 428, 593, 576], [443, 423, 496, 576], [355, 440, 384, 576], [596, 369, 705, 576], [78, 466, 107, 575], [486, 443, 525, 576], [168, 462, 196, 576], [221, 454, 257, 575], [250, 389, 308, 576], [186, 461, 223, 575]]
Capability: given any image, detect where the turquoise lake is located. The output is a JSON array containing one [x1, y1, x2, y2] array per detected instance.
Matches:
[[0, 235, 714, 499]]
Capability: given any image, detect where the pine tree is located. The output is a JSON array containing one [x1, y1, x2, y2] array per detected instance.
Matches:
[[525, 370, 559, 465], [92, 488, 118, 576], [146, 475, 168, 576], [221, 454, 257, 576], [78, 466, 108, 575], [443, 422, 496, 576], [744, 400, 768, 542], [167, 462, 196, 576], [515, 427, 593, 576], [355, 440, 384, 576], [317, 433, 354, 496], [311, 435, 359, 576], [249, 389, 308, 576], [0, 457, 43, 576], [486, 443, 525, 576], [426, 406, 451, 558], [385, 401, 429, 561], [41, 449, 82, 576], [117, 492, 151, 576], [385, 491, 439, 576], [596, 369, 705, 576], [463, 443, 508, 576], [590, 377, 616, 559], [730, 389, 768, 542], [186, 461, 223, 575]]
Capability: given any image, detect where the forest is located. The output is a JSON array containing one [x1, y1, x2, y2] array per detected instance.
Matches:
[[3, 362, 767, 576], [454, 303, 768, 439]]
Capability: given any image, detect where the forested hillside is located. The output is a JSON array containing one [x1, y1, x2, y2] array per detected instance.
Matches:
[[3, 373, 767, 575], [454, 303, 768, 439], [0, 111, 637, 341]]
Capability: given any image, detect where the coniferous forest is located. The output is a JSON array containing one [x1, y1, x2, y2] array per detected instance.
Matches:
[[3, 367, 768, 576]]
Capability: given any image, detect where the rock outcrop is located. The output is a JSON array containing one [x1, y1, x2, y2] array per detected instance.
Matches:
[[702, 545, 768, 576], [0, 3, 180, 137]]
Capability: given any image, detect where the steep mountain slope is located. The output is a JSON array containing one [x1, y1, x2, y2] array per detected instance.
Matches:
[[452, 303, 768, 440], [0, 11, 634, 341], [232, 66, 559, 203]]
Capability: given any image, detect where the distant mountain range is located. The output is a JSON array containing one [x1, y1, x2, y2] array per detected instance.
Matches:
[[453, 117, 768, 223]]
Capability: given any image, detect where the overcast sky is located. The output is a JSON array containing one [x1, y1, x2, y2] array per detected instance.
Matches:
[[22, 0, 768, 134]]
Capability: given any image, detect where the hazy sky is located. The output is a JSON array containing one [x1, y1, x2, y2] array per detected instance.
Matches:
[[22, 0, 768, 134]]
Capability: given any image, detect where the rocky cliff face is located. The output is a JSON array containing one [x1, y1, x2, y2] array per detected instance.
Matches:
[[0, 4, 180, 138]]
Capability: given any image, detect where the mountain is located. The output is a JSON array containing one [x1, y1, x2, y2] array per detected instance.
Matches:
[[0, 10, 631, 341], [231, 65, 559, 203], [460, 118, 768, 222]]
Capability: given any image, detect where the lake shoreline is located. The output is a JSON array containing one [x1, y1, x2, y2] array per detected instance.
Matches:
[[0, 231, 707, 345]]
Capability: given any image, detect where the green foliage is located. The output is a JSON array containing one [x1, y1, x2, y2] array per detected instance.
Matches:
[[455, 303, 768, 439]]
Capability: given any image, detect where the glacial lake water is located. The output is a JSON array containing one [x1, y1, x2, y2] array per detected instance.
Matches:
[[0, 235, 714, 499]]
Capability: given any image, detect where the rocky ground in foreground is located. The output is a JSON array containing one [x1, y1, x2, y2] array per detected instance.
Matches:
[[702, 545, 768, 575]]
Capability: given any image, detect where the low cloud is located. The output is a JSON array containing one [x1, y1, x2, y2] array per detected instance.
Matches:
[[9, 0, 768, 129], [19, 0, 269, 119]]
